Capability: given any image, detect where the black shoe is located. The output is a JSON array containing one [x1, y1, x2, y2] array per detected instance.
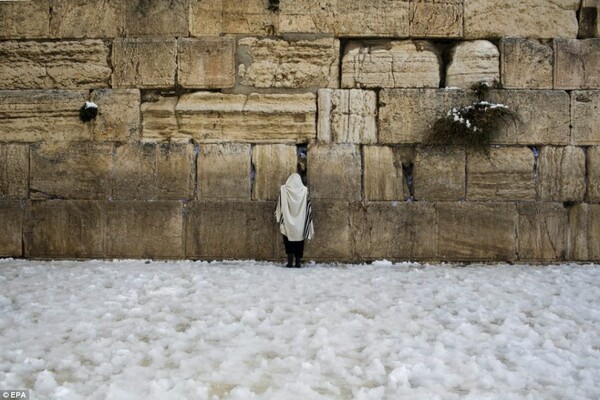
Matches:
[[286, 254, 294, 268], [295, 257, 302, 268]]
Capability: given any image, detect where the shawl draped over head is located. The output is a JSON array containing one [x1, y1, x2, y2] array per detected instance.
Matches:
[[275, 173, 314, 241]]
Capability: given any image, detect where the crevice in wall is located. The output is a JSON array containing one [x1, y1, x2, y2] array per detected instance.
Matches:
[[359, 145, 365, 203], [433, 40, 457, 89], [402, 161, 414, 201], [529, 146, 540, 184], [250, 144, 256, 198], [193, 141, 199, 200], [267, 0, 280, 13], [583, 146, 589, 201], [296, 144, 308, 185]]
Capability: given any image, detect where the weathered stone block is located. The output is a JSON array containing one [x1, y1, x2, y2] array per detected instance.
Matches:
[[0, 90, 89, 142], [186, 201, 276, 259], [190, 0, 225, 36], [537, 146, 586, 202], [571, 91, 600, 145], [125, 0, 188, 36], [177, 38, 236, 89], [554, 39, 600, 89], [517, 203, 567, 261], [414, 146, 465, 201], [105, 201, 184, 259], [304, 201, 353, 261], [341, 41, 441, 88], [30, 142, 113, 200], [112, 38, 177, 88], [191, 0, 276, 36], [436, 202, 517, 261], [409, 0, 463, 38], [90, 89, 140, 142], [141, 97, 189, 143], [307, 144, 361, 201], [237, 37, 339, 89], [0, 144, 29, 200], [157, 144, 196, 200], [499, 38, 553, 89], [252, 144, 298, 201], [198, 144, 251, 199], [587, 147, 600, 202], [569, 204, 600, 260], [176, 92, 316, 143], [0, 40, 111, 89], [354, 202, 436, 260], [464, 0, 579, 39], [0, 201, 23, 257], [25, 200, 105, 258], [578, 0, 600, 38], [379, 89, 476, 144], [49, 0, 124, 38], [445, 41, 499, 89], [467, 147, 536, 201], [363, 146, 408, 201], [317, 89, 377, 144], [0, 0, 49, 39]]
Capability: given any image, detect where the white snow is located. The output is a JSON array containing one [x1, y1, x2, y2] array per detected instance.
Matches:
[[1, 259, 599, 400], [84, 101, 98, 109]]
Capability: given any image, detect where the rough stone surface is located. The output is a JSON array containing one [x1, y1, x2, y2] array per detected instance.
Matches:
[[252, 144, 298, 201], [112, 38, 177, 88], [587, 146, 600, 202], [537, 146, 586, 202], [517, 203, 567, 261], [409, 0, 463, 38], [569, 204, 600, 261], [342, 41, 441, 89], [125, 0, 188, 36], [499, 38, 554, 89], [578, 0, 600, 38], [0, 40, 111, 89], [112, 144, 156, 200], [156, 144, 196, 200], [0, 90, 89, 142], [464, 0, 579, 39], [317, 89, 377, 144], [445, 41, 499, 89], [554, 39, 600, 89], [467, 147, 536, 201], [49, 0, 124, 38], [178, 38, 236, 89], [304, 201, 353, 261], [198, 144, 251, 199], [363, 146, 408, 201], [571, 91, 600, 145], [0, 0, 49, 39], [436, 202, 517, 261], [354, 202, 437, 260], [237, 37, 339, 89], [0, 144, 29, 200], [190, 0, 276, 36], [105, 201, 184, 259], [413, 146, 465, 201], [0, 201, 23, 257], [176, 92, 316, 143], [141, 97, 189, 143], [307, 144, 361, 201], [90, 89, 141, 142], [30, 142, 113, 200]]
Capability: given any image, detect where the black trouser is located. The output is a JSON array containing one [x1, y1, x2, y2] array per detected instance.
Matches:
[[283, 235, 304, 258]]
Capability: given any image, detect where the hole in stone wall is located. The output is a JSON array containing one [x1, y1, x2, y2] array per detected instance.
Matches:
[[403, 162, 415, 200], [297, 144, 308, 185], [529, 146, 540, 181], [250, 145, 256, 196], [267, 0, 280, 12]]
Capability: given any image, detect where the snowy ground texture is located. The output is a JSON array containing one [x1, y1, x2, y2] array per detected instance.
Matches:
[[1, 259, 600, 400]]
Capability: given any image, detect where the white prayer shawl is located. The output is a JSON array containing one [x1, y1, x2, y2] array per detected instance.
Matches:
[[275, 173, 314, 241]]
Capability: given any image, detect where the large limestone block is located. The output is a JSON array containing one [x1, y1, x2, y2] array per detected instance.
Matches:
[[157, 144, 196, 200], [587, 147, 600, 202], [486, 90, 571, 145], [304, 201, 353, 261], [317, 89, 377, 144], [517, 203, 567, 261], [141, 97, 189, 143], [0, 0, 49, 39], [190, 0, 276, 36], [499, 38, 553, 89], [237, 37, 339, 89], [178, 38, 236, 89], [569, 204, 600, 260], [467, 147, 536, 201], [341, 40, 441, 89], [464, 0, 579, 39], [378, 89, 476, 144], [176, 92, 316, 143], [537, 146, 586, 202], [0, 90, 89, 142], [125, 0, 188, 36], [49, 0, 124, 38], [554, 39, 600, 89], [354, 202, 436, 260], [307, 144, 361, 201], [186, 201, 276, 259], [252, 144, 298, 201], [413, 146, 465, 201], [0, 201, 23, 257], [30, 142, 113, 200], [0, 144, 29, 199], [571, 91, 600, 145], [409, 0, 463, 38], [112, 38, 177, 88], [0, 40, 111, 89], [445, 41, 499, 89], [90, 89, 140, 142], [105, 201, 184, 259], [436, 202, 517, 261], [198, 144, 251, 199], [25, 200, 105, 258], [578, 0, 600, 38], [363, 146, 409, 201]]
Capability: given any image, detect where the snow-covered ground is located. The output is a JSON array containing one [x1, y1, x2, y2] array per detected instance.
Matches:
[[1, 259, 599, 400]]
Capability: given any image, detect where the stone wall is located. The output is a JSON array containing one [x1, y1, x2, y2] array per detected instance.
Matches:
[[1, 0, 599, 262]]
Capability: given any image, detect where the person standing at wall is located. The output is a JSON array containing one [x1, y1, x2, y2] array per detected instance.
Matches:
[[275, 173, 314, 268]]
